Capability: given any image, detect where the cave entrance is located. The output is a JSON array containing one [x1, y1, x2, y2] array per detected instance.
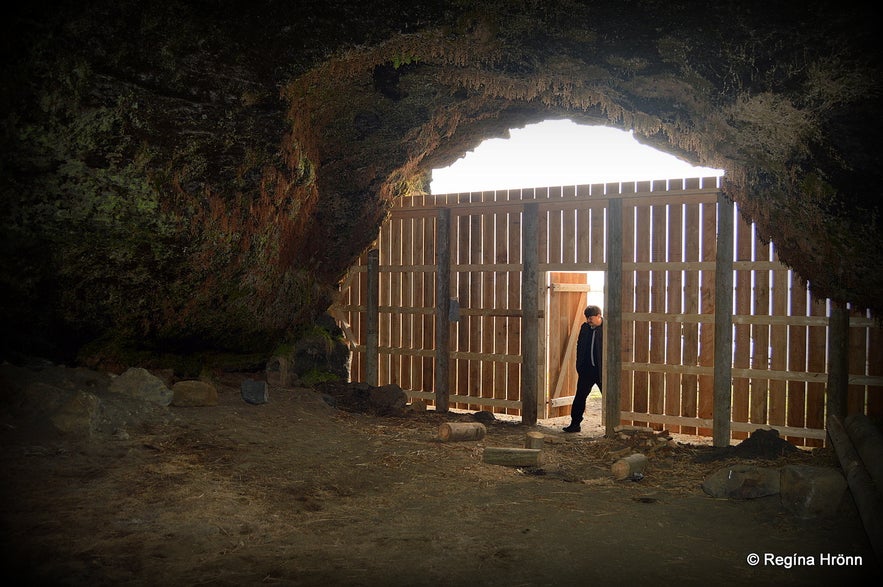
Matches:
[[332, 121, 880, 446]]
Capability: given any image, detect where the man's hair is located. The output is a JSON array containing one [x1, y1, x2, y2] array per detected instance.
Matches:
[[584, 305, 601, 318]]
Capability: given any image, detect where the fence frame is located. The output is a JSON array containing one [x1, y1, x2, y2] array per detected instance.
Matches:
[[333, 177, 883, 446]]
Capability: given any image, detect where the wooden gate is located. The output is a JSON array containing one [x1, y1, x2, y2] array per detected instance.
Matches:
[[334, 178, 883, 445]]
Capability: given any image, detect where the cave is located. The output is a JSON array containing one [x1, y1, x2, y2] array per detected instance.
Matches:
[[2, 1, 883, 583]]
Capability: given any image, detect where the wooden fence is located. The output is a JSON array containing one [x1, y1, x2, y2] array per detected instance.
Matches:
[[333, 177, 883, 446]]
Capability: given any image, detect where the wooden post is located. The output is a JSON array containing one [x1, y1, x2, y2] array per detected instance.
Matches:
[[366, 248, 379, 386], [827, 303, 849, 421], [521, 202, 539, 426], [604, 198, 622, 437], [435, 208, 451, 413], [713, 193, 734, 447]]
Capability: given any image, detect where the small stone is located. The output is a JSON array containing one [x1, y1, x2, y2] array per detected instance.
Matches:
[[241, 379, 269, 405]]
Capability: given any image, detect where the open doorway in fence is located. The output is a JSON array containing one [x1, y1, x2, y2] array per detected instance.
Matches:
[[546, 271, 605, 420]]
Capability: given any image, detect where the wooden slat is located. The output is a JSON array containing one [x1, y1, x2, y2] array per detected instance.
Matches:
[[509, 211, 522, 414], [494, 209, 509, 408], [620, 202, 635, 419], [632, 203, 650, 426], [749, 231, 770, 428], [732, 216, 753, 440], [665, 202, 683, 433], [649, 204, 666, 427], [806, 298, 828, 447], [481, 213, 495, 404], [468, 213, 482, 407], [680, 202, 700, 435], [785, 272, 808, 445], [696, 202, 716, 436], [768, 262, 789, 427]]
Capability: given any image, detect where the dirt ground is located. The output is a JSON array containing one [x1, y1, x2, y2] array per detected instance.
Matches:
[[1, 364, 879, 586]]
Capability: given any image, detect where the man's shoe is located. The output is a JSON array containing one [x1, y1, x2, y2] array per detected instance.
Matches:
[[562, 424, 581, 433]]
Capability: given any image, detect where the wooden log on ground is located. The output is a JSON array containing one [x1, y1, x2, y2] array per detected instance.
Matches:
[[827, 415, 883, 563], [482, 447, 544, 467], [524, 431, 545, 449], [438, 422, 487, 442], [611, 453, 648, 480]]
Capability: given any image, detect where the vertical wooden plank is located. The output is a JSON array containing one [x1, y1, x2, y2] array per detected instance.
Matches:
[[768, 261, 789, 427], [806, 297, 828, 448], [399, 216, 413, 391], [456, 212, 470, 408], [697, 202, 717, 437], [605, 198, 623, 436], [620, 202, 636, 420], [681, 202, 700, 435], [591, 205, 605, 266], [434, 208, 451, 412], [867, 322, 883, 418], [412, 217, 425, 393], [750, 232, 770, 427], [508, 207, 522, 414], [732, 215, 753, 440], [632, 202, 651, 426], [420, 216, 435, 393], [665, 203, 683, 434], [577, 203, 590, 264], [481, 211, 496, 404], [713, 194, 733, 447], [649, 203, 666, 428], [494, 209, 509, 407], [366, 248, 379, 387], [389, 217, 403, 386], [521, 202, 540, 425], [469, 213, 482, 406], [785, 273, 808, 445], [827, 304, 849, 419], [847, 308, 868, 416]]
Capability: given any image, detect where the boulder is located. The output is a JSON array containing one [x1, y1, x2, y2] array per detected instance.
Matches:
[[780, 465, 848, 519], [50, 391, 101, 436], [108, 368, 172, 406], [369, 383, 407, 414], [702, 464, 781, 499], [171, 380, 219, 407]]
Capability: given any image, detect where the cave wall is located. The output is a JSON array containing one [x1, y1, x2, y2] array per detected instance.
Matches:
[[2, 0, 880, 368]]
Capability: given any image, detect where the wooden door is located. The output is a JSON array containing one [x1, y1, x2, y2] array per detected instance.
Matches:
[[546, 272, 589, 418]]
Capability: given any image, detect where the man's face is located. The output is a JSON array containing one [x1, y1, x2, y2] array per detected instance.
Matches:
[[586, 313, 602, 326]]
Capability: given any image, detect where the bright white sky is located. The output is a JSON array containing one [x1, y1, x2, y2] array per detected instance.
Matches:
[[430, 119, 723, 194]]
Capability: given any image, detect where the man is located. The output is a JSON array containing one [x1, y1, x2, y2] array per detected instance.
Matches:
[[563, 305, 603, 433]]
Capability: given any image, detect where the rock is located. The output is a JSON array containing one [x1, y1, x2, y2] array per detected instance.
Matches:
[[780, 465, 848, 519], [50, 391, 101, 436], [171, 380, 219, 407], [266, 356, 293, 387], [473, 410, 496, 423], [406, 398, 427, 413], [702, 464, 781, 499], [241, 379, 269, 405], [368, 383, 407, 414], [108, 367, 172, 406]]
